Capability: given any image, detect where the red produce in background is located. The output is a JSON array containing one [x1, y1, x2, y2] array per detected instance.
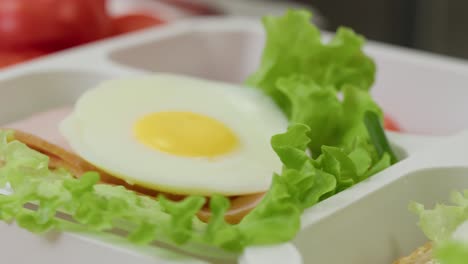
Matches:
[[0, 0, 112, 50], [384, 115, 401, 132], [0, 0, 168, 68], [112, 13, 165, 35], [0, 49, 48, 68]]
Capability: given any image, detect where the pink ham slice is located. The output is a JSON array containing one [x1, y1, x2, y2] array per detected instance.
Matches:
[[1, 107, 265, 224], [4, 106, 73, 152]]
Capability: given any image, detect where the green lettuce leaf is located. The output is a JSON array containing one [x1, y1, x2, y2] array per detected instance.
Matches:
[[410, 191, 468, 244], [270, 76, 390, 195], [340, 85, 382, 147], [411, 191, 468, 264], [436, 241, 468, 264], [313, 140, 389, 195], [246, 9, 375, 117], [277, 77, 382, 155], [204, 195, 243, 251], [276, 75, 342, 154], [247, 10, 392, 202]]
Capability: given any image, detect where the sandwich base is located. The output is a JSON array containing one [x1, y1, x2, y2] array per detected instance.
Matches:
[[394, 242, 437, 264], [1, 127, 264, 224]]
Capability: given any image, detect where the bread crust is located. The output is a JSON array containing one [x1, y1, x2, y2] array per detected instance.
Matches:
[[394, 242, 437, 264], [6, 128, 264, 224]]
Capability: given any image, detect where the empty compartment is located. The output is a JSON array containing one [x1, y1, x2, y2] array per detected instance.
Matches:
[[293, 167, 468, 263], [109, 30, 264, 84], [370, 49, 468, 136], [0, 71, 113, 124]]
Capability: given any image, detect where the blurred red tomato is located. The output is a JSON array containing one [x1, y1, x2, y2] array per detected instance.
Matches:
[[0, 49, 48, 68], [0, 0, 112, 50], [158, 0, 221, 15], [384, 115, 401, 132], [112, 14, 165, 35]]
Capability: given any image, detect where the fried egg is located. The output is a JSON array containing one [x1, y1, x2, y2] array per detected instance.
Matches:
[[60, 74, 287, 196]]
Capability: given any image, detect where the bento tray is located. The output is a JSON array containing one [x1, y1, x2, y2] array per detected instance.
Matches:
[[2, 16, 468, 264]]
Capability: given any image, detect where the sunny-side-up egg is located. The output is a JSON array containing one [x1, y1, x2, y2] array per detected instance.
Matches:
[[59, 74, 288, 196]]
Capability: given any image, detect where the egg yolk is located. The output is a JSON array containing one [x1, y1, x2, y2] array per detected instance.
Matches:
[[134, 111, 239, 157]]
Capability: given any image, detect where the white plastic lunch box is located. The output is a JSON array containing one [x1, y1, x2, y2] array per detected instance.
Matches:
[[1, 16, 468, 264]]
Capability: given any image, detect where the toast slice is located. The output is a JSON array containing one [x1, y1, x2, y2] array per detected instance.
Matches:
[[2, 127, 265, 224], [394, 242, 437, 264]]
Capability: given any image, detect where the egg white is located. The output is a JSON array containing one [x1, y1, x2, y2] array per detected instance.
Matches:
[[60, 74, 288, 196]]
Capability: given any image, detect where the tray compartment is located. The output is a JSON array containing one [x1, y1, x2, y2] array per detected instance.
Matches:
[[109, 29, 263, 84], [370, 48, 468, 135], [293, 166, 468, 264]]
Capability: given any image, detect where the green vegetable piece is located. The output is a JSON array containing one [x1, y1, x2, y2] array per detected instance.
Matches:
[[364, 110, 398, 164], [246, 10, 375, 116], [205, 195, 244, 251], [159, 195, 205, 244], [436, 241, 468, 264], [410, 191, 468, 244], [271, 123, 311, 169]]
